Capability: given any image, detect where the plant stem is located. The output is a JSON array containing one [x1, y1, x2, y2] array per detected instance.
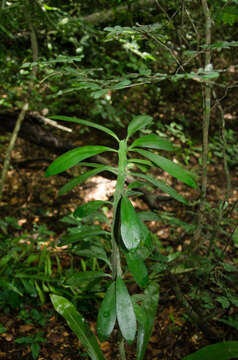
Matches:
[[119, 338, 127, 360], [208, 90, 231, 256], [111, 140, 128, 280], [111, 141, 128, 358], [212, 90, 231, 202]]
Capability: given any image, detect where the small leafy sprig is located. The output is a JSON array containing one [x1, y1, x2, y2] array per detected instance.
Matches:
[[46, 114, 197, 359]]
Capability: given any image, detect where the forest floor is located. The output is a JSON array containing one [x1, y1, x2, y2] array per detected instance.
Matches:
[[0, 116, 238, 360]]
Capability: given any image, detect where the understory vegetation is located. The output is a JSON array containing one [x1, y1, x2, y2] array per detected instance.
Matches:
[[0, 0, 238, 359]]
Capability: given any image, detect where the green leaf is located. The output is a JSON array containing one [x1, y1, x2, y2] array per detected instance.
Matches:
[[125, 190, 143, 198], [45, 146, 114, 177], [228, 296, 238, 307], [139, 221, 152, 250], [15, 273, 56, 282], [51, 115, 119, 142], [111, 80, 131, 90], [222, 263, 238, 272], [159, 213, 195, 232], [131, 172, 188, 204], [127, 180, 147, 190], [202, 41, 238, 49], [73, 245, 111, 267], [133, 303, 146, 325], [216, 296, 230, 309], [182, 341, 238, 360], [60, 228, 110, 245], [51, 295, 105, 360], [43, 4, 59, 10], [0, 279, 23, 296], [74, 200, 108, 217], [115, 139, 128, 205], [130, 134, 174, 151], [0, 24, 15, 40], [0, 324, 6, 335], [31, 342, 40, 360], [97, 282, 116, 340], [0, 253, 13, 267], [58, 166, 116, 196], [160, 212, 195, 232], [15, 336, 33, 344], [138, 211, 161, 222], [136, 282, 159, 360], [72, 82, 101, 90], [133, 149, 197, 188], [66, 271, 110, 286], [127, 115, 153, 139], [232, 228, 238, 247], [91, 89, 110, 99], [198, 71, 219, 80], [34, 281, 46, 304], [116, 276, 136, 343], [218, 317, 238, 331], [120, 196, 143, 250], [125, 251, 148, 288], [128, 158, 153, 167]]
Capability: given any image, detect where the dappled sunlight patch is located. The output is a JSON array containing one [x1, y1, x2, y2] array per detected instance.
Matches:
[[82, 176, 117, 202]]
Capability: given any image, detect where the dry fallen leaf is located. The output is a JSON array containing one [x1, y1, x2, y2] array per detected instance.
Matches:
[[19, 324, 34, 332]]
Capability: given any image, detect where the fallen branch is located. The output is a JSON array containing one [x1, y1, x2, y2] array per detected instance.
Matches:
[[0, 103, 29, 200], [29, 112, 72, 133]]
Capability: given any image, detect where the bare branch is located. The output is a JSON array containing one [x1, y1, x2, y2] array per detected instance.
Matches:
[[29, 112, 72, 133]]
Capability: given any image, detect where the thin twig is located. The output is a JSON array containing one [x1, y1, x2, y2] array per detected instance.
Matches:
[[137, 25, 185, 71], [185, 7, 202, 67], [155, 0, 170, 21], [207, 90, 232, 255]]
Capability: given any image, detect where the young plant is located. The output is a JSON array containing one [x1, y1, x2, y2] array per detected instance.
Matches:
[[15, 331, 46, 360], [46, 114, 197, 359]]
